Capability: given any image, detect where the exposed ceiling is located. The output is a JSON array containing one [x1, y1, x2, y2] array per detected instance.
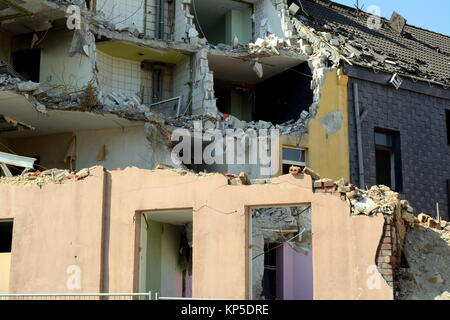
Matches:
[[0, 91, 143, 138], [144, 209, 193, 226], [97, 41, 189, 64], [208, 53, 307, 84], [0, 0, 65, 34]]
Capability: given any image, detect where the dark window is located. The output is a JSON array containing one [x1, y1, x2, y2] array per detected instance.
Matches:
[[0, 221, 13, 253], [12, 49, 41, 82], [261, 243, 278, 300], [446, 110, 450, 144], [375, 130, 403, 192], [282, 147, 306, 174], [152, 67, 163, 103]]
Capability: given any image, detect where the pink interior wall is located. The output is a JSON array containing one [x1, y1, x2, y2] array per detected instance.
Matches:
[[277, 244, 313, 300]]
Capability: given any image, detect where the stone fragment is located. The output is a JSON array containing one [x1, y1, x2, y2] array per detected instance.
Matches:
[[302, 166, 320, 180]]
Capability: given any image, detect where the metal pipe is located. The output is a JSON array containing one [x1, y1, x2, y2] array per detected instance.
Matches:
[[353, 82, 365, 188]]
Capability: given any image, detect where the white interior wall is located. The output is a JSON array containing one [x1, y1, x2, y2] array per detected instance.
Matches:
[[174, 0, 188, 41], [75, 126, 156, 170], [97, 51, 142, 98], [145, 0, 173, 40], [96, 0, 146, 32], [97, 51, 174, 103], [173, 56, 191, 114], [39, 31, 93, 92]]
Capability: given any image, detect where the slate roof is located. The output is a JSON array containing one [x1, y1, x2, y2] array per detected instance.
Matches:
[[298, 0, 450, 86]]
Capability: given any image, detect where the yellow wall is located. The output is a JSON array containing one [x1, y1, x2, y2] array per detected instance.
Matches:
[[0, 253, 11, 293], [278, 69, 350, 181]]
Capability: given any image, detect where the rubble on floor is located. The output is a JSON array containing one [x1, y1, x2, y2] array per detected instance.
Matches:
[[397, 221, 450, 300], [0, 167, 90, 187]]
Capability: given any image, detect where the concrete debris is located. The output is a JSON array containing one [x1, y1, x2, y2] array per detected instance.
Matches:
[[0, 167, 91, 187], [302, 166, 320, 180], [397, 223, 450, 300], [16, 81, 40, 92]]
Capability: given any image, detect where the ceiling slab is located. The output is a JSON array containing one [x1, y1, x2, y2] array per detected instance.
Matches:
[[208, 53, 307, 84], [144, 209, 193, 226], [0, 91, 143, 138], [97, 41, 190, 64]]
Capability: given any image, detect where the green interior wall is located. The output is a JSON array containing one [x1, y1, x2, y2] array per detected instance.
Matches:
[[146, 220, 162, 294], [225, 9, 253, 45], [205, 18, 226, 44], [145, 221, 184, 297], [230, 89, 253, 122]]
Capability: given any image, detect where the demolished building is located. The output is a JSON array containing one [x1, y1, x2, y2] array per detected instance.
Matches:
[[0, 0, 449, 300]]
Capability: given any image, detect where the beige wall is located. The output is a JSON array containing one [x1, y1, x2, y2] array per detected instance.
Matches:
[[0, 167, 393, 299], [0, 253, 11, 294], [0, 168, 104, 293]]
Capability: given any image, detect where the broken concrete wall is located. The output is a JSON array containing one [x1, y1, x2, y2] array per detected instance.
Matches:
[[0, 167, 394, 299], [192, 49, 217, 115], [39, 30, 94, 92], [173, 56, 192, 115], [253, 0, 286, 40], [174, 0, 195, 41]]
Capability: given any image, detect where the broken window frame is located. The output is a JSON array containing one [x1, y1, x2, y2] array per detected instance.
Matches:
[[152, 66, 164, 103]]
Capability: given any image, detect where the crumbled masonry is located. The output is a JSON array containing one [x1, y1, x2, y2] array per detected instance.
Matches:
[[0, 167, 90, 187]]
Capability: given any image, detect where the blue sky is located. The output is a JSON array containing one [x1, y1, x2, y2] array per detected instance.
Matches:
[[332, 0, 450, 36]]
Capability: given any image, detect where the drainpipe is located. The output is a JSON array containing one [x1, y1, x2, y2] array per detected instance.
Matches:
[[156, 0, 165, 40], [353, 82, 365, 188], [143, 0, 148, 36]]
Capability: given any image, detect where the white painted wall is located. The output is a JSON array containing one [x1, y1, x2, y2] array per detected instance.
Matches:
[[96, 0, 145, 32], [75, 126, 156, 170], [173, 56, 192, 114], [97, 51, 142, 98], [39, 31, 93, 92]]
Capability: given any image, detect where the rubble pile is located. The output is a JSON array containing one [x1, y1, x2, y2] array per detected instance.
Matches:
[[313, 177, 410, 217], [397, 220, 450, 300], [0, 168, 90, 187]]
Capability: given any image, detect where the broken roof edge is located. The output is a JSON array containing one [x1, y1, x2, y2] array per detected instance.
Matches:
[[308, 0, 450, 39], [343, 64, 450, 99]]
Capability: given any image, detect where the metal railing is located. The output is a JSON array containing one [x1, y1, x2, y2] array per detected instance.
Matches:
[[0, 292, 153, 300], [0, 292, 218, 301]]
